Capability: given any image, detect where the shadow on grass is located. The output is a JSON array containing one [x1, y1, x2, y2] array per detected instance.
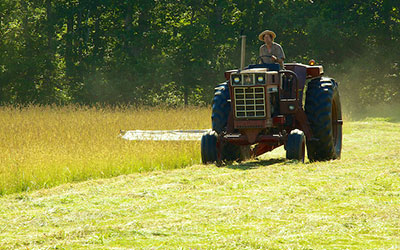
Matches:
[[226, 158, 286, 170]]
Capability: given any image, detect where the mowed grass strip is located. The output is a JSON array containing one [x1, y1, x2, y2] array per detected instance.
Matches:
[[0, 105, 209, 195], [0, 119, 399, 249]]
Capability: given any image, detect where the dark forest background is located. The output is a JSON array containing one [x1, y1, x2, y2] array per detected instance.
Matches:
[[0, 0, 398, 110]]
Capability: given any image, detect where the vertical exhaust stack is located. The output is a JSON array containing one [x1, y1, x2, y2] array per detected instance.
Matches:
[[240, 35, 246, 70]]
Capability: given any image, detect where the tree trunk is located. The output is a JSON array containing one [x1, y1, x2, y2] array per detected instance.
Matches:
[[66, 12, 74, 80], [184, 86, 189, 106], [43, 0, 55, 102], [124, 5, 133, 55]]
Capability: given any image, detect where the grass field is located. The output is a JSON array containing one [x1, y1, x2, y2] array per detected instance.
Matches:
[[0, 109, 399, 249], [0, 105, 209, 195]]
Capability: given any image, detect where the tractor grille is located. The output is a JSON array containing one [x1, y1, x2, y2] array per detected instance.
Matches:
[[234, 87, 266, 118]]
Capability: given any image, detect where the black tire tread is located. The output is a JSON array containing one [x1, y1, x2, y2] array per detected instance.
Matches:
[[201, 131, 218, 164], [286, 129, 305, 162], [305, 78, 342, 161], [212, 82, 231, 134]]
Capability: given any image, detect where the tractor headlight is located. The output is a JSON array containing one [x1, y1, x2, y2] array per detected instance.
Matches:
[[232, 75, 241, 84], [256, 74, 265, 84]]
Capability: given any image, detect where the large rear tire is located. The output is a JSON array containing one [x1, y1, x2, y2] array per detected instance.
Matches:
[[212, 82, 231, 134], [305, 78, 342, 161]]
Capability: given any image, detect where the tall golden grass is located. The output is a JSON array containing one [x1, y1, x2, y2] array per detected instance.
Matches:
[[0, 105, 210, 195]]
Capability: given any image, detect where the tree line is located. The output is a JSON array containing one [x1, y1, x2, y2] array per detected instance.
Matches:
[[0, 0, 398, 107]]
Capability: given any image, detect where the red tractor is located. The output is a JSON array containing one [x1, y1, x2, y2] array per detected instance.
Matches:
[[201, 36, 342, 164]]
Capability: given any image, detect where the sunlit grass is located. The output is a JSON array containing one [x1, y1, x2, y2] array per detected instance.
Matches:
[[0, 119, 399, 249], [0, 105, 210, 195]]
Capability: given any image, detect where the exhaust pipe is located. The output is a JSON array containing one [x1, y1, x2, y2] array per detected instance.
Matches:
[[240, 35, 246, 70]]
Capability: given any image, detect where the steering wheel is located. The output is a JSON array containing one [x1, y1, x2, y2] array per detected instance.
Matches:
[[256, 55, 272, 64]]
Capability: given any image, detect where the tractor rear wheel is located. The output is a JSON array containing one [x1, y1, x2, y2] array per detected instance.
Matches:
[[201, 131, 218, 164], [212, 82, 231, 134], [305, 78, 342, 161], [211, 82, 251, 163], [286, 129, 305, 162]]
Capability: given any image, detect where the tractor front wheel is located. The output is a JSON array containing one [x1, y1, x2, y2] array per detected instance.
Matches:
[[201, 131, 218, 164], [286, 129, 306, 162]]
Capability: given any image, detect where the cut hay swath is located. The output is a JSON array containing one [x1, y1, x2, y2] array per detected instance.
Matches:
[[120, 129, 211, 141]]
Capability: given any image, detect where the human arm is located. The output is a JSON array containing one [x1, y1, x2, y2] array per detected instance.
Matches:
[[272, 43, 285, 67], [271, 55, 284, 64]]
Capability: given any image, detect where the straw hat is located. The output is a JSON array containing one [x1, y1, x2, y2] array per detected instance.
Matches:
[[258, 30, 276, 41]]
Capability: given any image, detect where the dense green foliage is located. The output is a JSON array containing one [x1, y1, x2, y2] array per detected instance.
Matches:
[[0, 0, 398, 106]]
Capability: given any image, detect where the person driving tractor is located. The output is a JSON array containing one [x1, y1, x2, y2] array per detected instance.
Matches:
[[259, 30, 285, 68]]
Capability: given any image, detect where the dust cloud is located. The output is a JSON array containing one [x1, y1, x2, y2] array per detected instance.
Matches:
[[326, 55, 400, 122]]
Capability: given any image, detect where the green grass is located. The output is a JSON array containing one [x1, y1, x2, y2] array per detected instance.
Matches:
[[0, 105, 209, 195], [0, 119, 399, 249]]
